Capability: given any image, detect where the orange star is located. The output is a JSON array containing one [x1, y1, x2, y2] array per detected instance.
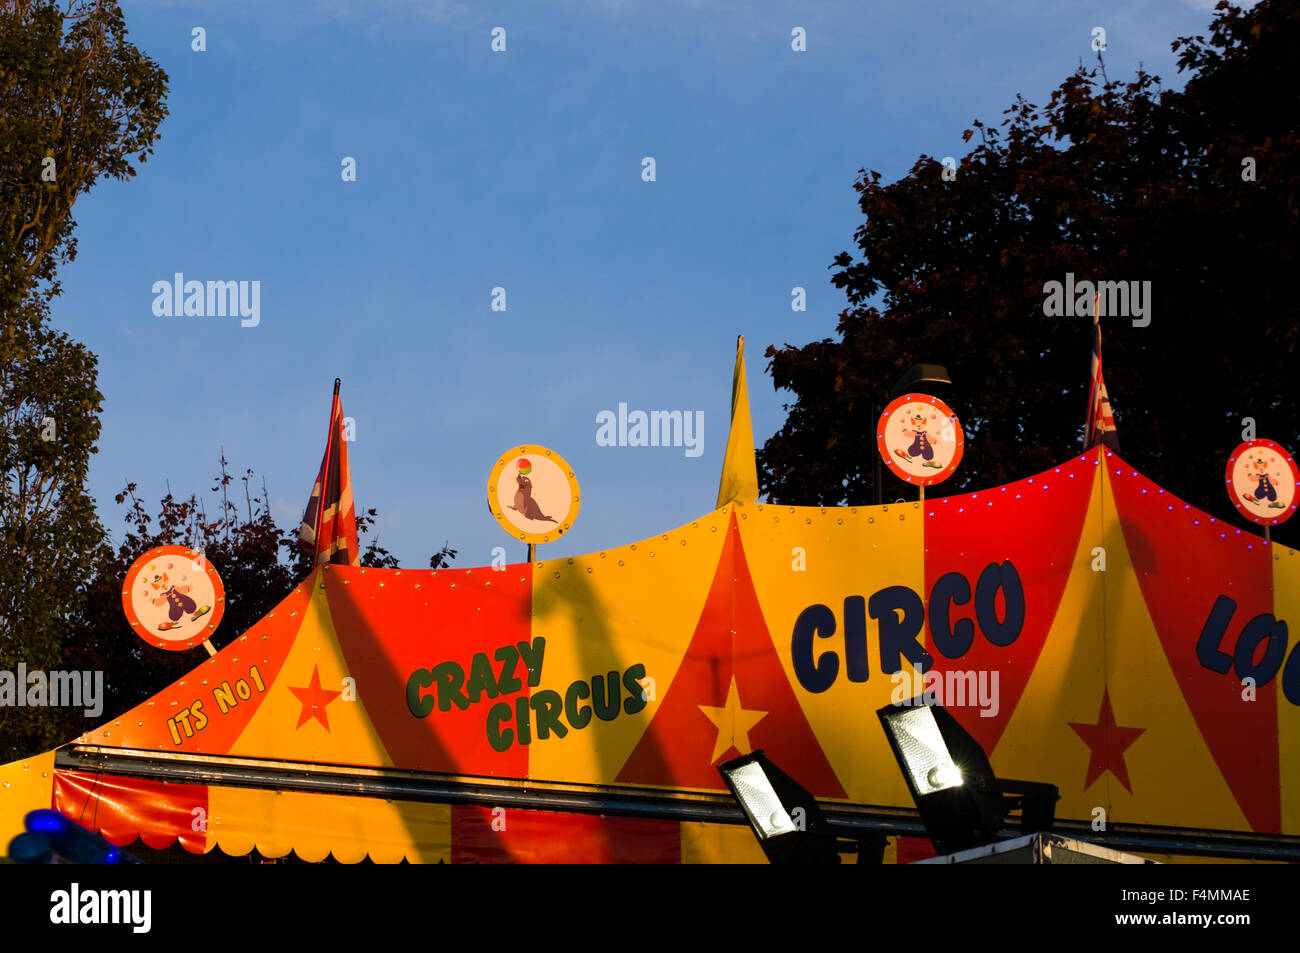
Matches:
[[1069, 690, 1145, 793], [289, 665, 342, 731]]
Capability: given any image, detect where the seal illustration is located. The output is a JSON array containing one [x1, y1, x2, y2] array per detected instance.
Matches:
[[509, 459, 557, 523]]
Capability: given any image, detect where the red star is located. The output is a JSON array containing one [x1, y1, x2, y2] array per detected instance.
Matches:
[[289, 665, 342, 731], [1069, 689, 1145, 793]]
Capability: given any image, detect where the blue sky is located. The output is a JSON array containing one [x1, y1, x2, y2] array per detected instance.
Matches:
[[55, 0, 1228, 569]]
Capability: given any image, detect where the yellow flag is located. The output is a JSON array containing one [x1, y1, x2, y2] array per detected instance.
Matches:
[[716, 335, 760, 508]]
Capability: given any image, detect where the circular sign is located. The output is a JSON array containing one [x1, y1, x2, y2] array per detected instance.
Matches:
[[122, 546, 225, 651], [1225, 439, 1298, 526], [487, 446, 581, 545], [876, 393, 964, 486]]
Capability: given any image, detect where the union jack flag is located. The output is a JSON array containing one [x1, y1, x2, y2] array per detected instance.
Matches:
[[298, 379, 360, 566], [1085, 292, 1120, 452]]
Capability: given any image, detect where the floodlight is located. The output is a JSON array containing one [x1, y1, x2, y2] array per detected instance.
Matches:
[[724, 759, 799, 839], [718, 751, 885, 864], [889, 364, 952, 400], [878, 696, 1058, 856]]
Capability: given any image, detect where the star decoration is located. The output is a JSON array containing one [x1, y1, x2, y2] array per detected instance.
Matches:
[[698, 677, 768, 764], [289, 665, 342, 731], [1069, 689, 1145, 793]]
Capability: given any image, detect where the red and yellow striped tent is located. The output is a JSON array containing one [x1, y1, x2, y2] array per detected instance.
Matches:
[[2, 341, 1297, 863], [1, 445, 1297, 862]]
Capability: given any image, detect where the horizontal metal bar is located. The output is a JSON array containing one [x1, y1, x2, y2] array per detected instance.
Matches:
[[56, 745, 754, 825], [55, 745, 1300, 861], [1042, 818, 1300, 862]]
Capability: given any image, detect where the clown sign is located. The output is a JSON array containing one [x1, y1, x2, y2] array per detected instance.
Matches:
[[876, 393, 964, 486], [122, 546, 225, 651], [1225, 438, 1298, 526]]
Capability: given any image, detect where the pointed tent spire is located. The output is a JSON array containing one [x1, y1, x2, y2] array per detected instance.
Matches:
[[716, 335, 759, 508]]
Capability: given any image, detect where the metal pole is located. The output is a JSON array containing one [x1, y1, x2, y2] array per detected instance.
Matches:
[[873, 404, 882, 506]]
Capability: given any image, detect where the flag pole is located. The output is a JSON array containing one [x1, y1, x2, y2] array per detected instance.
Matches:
[[314, 379, 341, 566]]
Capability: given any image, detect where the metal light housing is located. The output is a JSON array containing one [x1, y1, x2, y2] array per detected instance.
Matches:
[[878, 695, 1058, 856], [718, 751, 845, 864]]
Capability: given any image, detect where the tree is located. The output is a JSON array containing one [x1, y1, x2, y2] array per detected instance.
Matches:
[[0, 317, 103, 756], [759, 0, 1298, 548], [0, 0, 168, 327], [48, 462, 457, 753], [0, 0, 167, 757]]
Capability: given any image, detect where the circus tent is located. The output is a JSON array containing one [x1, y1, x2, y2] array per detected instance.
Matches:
[[2, 340, 1297, 863]]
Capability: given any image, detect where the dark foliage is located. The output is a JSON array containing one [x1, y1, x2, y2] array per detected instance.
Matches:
[[759, 0, 1298, 548]]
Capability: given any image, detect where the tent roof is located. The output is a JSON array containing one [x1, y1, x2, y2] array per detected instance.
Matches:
[[4, 448, 1299, 862]]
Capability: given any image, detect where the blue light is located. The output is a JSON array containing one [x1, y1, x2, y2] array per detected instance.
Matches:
[[25, 810, 68, 834]]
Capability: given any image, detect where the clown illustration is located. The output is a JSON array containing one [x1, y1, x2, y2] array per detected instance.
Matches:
[[894, 408, 943, 469], [875, 394, 964, 487], [1243, 455, 1284, 509], [1224, 439, 1298, 526], [122, 547, 225, 651], [148, 570, 212, 631]]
